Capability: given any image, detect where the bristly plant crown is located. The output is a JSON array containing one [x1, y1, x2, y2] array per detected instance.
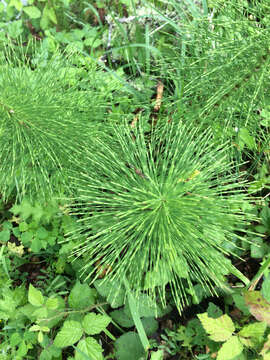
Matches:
[[67, 121, 255, 312]]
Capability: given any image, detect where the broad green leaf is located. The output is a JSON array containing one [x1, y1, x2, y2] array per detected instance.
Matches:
[[262, 275, 270, 303], [217, 336, 243, 360], [244, 291, 270, 325], [238, 321, 267, 338], [141, 317, 158, 336], [207, 302, 223, 319], [198, 313, 234, 342], [232, 293, 250, 315], [239, 128, 256, 150], [28, 284, 44, 307], [82, 313, 111, 335], [110, 309, 134, 328], [75, 337, 103, 360], [47, 7, 57, 24], [54, 320, 83, 348], [10, 332, 22, 347], [0, 230, 10, 242], [150, 350, 164, 360], [31, 237, 43, 252], [115, 332, 145, 360], [46, 297, 59, 310], [10, 0, 23, 11], [68, 281, 96, 309], [23, 6, 41, 19]]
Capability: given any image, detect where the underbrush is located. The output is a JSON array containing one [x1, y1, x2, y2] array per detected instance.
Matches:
[[1, 0, 270, 359]]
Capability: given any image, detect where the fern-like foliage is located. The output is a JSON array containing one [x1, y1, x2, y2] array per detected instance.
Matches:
[[0, 44, 106, 201], [67, 121, 255, 311]]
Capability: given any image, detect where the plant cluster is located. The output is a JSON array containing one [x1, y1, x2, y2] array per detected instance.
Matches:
[[1, 0, 270, 359]]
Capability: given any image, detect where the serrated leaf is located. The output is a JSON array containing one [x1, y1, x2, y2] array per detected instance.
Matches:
[[115, 332, 145, 360], [238, 321, 267, 338], [54, 320, 83, 348], [23, 6, 41, 19], [68, 281, 96, 310], [82, 313, 111, 335], [244, 291, 270, 325], [217, 336, 243, 360], [75, 337, 103, 360], [28, 284, 44, 307], [198, 313, 234, 342], [46, 297, 59, 310]]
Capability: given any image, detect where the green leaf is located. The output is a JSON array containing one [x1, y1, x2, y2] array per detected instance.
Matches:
[[75, 337, 103, 360], [23, 6, 41, 19], [110, 309, 134, 328], [54, 321, 83, 348], [82, 313, 111, 335], [141, 317, 158, 336], [31, 237, 43, 252], [28, 284, 44, 307], [244, 291, 270, 325], [198, 313, 235, 342], [68, 281, 96, 310], [217, 336, 243, 360], [239, 128, 256, 150], [36, 227, 49, 239], [150, 350, 164, 360], [262, 275, 270, 303], [46, 297, 59, 310], [115, 332, 145, 360], [7, 19, 23, 38], [19, 222, 28, 232], [238, 321, 267, 338], [232, 293, 250, 315], [47, 6, 57, 24], [0, 230, 10, 242], [207, 302, 223, 319]]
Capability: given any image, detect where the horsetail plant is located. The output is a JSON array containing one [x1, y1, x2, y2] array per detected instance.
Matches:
[[67, 120, 255, 312], [0, 43, 106, 202]]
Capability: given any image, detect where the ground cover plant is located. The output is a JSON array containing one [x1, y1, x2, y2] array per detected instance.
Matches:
[[1, 0, 270, 359]]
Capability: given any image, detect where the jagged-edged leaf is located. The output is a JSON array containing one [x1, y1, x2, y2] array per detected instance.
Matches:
[[28, 284, 44, 307], [68, 281, 96, 310], [238, 321, 267, 338], [75, 337, 103, 360], [217, 336, 243, 360], [198, 313, 234, 342], [54, 321, 83, 348], [82, 313, 111, 335]]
